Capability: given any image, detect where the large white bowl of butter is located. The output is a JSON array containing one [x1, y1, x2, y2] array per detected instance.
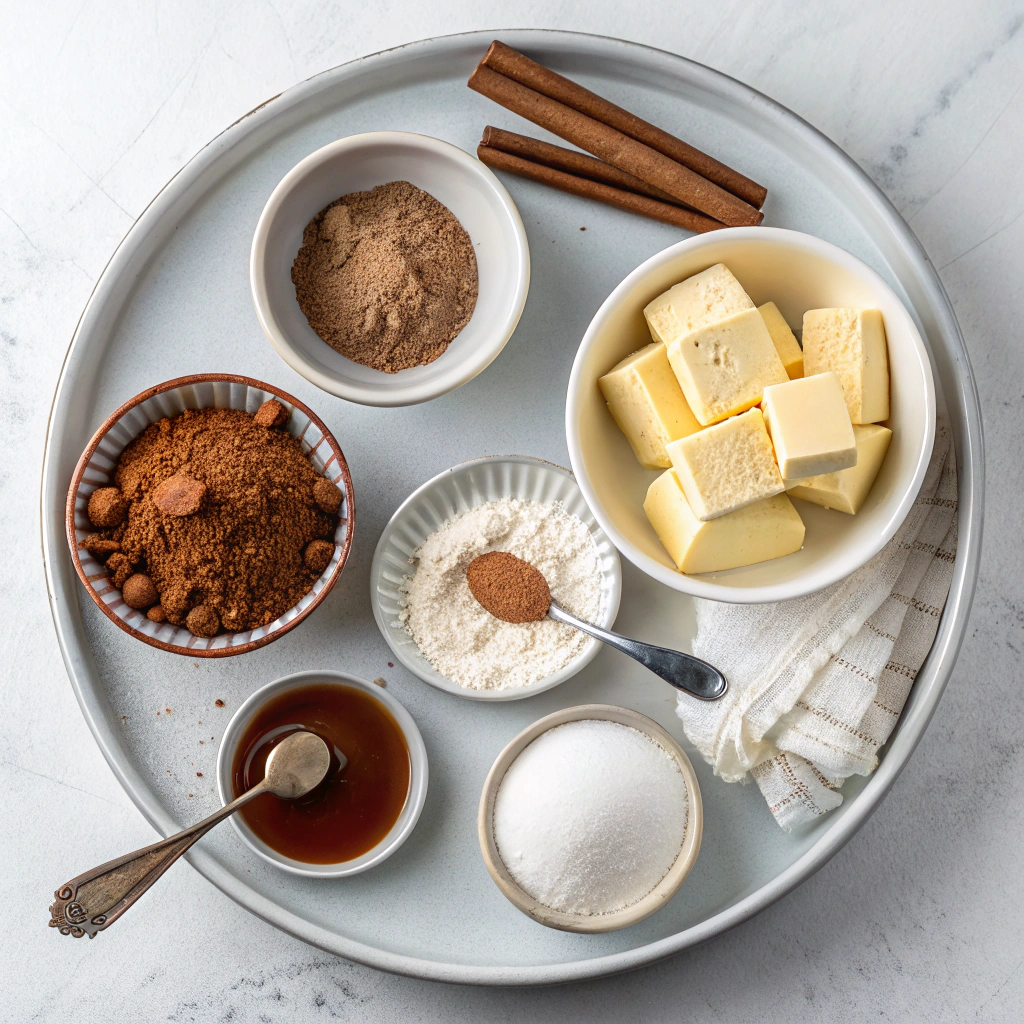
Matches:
[[566, 227, 935, 603]]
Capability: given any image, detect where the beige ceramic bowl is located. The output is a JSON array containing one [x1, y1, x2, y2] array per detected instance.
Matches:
[[478, 704, 703, 933], [65, 373, 354, 657], [566, 227, 936, 603]]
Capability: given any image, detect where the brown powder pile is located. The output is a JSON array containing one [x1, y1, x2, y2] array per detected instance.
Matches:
[[291, 181, 478, 373], [466, 551, 552, 624], [80, 402, 342, 637]]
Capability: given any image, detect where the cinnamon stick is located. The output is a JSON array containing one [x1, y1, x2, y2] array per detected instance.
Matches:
[[468, 64, 762, 228], [481, 126, 687, 207], [481, 40, 767, 209], [477, 145, 723, 234]]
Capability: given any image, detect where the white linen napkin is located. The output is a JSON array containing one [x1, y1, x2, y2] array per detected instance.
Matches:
[[676, 423, 958, 830]]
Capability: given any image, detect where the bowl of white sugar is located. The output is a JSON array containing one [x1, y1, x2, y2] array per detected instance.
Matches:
[[370, 456, 622, 701], [478, 704, 702, 932]]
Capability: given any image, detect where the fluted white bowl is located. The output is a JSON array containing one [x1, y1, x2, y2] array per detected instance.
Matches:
[[370, 456, 621, 701]]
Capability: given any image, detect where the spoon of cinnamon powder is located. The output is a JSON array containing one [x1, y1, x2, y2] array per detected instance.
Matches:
[[465, 552, 728, 701]]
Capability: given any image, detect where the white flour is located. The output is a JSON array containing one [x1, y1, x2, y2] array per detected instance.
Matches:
[[399, 497, 602, 690]]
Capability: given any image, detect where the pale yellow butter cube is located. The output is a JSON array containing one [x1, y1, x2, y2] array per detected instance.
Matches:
[[666, 308, 789, 426], [762, 372, 857, 481], [802, 308, 890, 423], [788, 424, 892, 514], [644, 470, 805, 574], [598, 342, 702, 469], [666, 407, 784, 521], [758, 302, 803, 378], [644, 263, 754, 346]]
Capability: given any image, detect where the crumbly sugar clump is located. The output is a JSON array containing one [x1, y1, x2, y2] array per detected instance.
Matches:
[[399, 498, 602, 690]]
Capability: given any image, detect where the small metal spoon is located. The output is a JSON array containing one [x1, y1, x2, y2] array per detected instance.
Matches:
[[466, 551, 727, 701], [546, 600, 728, 701], [49, 730, 338, 939]]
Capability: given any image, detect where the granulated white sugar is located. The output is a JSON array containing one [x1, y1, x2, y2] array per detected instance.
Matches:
[[399, 498, 602, 690], [492, 720, 688, 916]]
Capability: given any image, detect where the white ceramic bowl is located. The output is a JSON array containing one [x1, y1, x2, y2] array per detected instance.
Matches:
[[478, 704, 703, 933], [216, 670, 428, 878], [250, 131, 530, 407], [65, 374, 354, 656], [370, 456, 622, 701], [566, 228, 936, 603]]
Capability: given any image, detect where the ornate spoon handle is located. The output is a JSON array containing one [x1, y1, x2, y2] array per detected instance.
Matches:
[[49, 781, 267, 938]]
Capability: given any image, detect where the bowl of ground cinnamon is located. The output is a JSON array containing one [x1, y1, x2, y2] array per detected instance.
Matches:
[[66, 374, 354, 657], [251, 132, 530, 407]]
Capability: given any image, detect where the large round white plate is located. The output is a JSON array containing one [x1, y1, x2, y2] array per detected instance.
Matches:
[[41, 30, 982, 985]]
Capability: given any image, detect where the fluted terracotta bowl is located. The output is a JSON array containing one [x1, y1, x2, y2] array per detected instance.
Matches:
[[65, 373, 354, 657]]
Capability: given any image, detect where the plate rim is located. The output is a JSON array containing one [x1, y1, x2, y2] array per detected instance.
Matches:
[[39, 28, 984, 985]]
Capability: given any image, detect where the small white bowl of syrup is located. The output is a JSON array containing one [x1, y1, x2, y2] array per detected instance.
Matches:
[[216, 670, 428, 877]]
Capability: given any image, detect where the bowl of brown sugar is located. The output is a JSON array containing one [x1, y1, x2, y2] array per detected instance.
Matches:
[[65, 374, 354, 657], [250, 132, 530, 407]]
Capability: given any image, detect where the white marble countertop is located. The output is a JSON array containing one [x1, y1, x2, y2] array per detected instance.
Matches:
[[2, 1, 1022, 1020]]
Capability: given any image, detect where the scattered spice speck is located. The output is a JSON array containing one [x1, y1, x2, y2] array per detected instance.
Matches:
[[196, 772, 203, 777], [580, 226, 586, 231], [215, 699, 225, 708], [199, 740, 204, 745], [165, 708, 172, 714], [387, 662, 393, 668], [373, 677, 387, 688]]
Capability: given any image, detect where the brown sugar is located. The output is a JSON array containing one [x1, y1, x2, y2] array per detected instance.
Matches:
[[313, 477, 343, 514], [304, 540, 335, 574], [106, 552, 134, 588], [186, 605, 220, 638], [88, 487, 128, 528], [152, 474, 206, 516], [80, 534, 121, 558], [466, 551, 552, 624], [253, 398, 290, 428], [86, 406, 339, 636], [291, 181, 478, 374], [122, 574, 158, 609]]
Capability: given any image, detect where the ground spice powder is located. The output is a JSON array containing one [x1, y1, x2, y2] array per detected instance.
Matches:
[[291, 181, 478, 373], [466, 551, 551, 623], [87, 406, 338, 635]]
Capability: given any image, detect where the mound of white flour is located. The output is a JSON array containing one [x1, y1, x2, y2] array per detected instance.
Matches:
[[400, 498, 602, 690]]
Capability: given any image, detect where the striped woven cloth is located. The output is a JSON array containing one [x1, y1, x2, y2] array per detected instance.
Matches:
[[676, 423, 957, 830]]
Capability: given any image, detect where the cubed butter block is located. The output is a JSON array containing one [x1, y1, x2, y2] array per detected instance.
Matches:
[[598, 342, 702, 469], [644, 263, 754, 346], [666, 407, 784, 521], [644, 470, 805, 573], [762, 372, 857, 481], [802, 308, 889, 423], [667, 308, 789, 426], [788, 424, 893, 514], [758, 301, 803, 378]]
